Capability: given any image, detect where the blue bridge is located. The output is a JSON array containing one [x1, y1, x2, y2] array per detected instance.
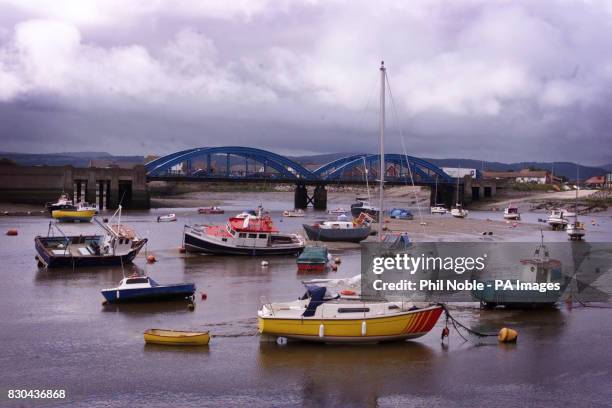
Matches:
[[145, 146, 471, 209]]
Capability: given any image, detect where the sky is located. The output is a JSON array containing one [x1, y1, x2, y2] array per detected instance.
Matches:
[[0, 0, 611, 165]]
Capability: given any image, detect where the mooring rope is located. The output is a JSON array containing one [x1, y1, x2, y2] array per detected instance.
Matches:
[[439, 303, 498, 339]]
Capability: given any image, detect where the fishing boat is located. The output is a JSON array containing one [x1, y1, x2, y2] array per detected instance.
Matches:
[[157, 213, 177, 222], [51, 202, 96, 223], [350, 200, 379, 220], [328, 208, 348, 215], [303, 213, 373, 243], [101, 276, 195, 304], [35, 206, 147, 268], [297, 246, 332, 272], [144, 329, 210, 346], [503, 204, 521, 220], [472, 236, 567, 308], [389, 208, 413, 220], [183, 207, 305, 255], [547, 209, 568, 230], [258, 276, 443, 343], [567, 166, 586, 240], [45, 192, 75, 213], [282, 209, 305, 217], [198, 206, 224, 214]]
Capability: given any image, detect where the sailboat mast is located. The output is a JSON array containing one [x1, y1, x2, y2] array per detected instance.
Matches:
[[378, 61, 386, 240]]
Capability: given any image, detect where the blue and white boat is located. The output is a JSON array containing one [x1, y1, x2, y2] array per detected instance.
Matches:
[[101, 276, 196, 304], [388, 208, 413, 220]]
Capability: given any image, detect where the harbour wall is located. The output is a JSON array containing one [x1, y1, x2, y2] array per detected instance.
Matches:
[[0, 164, 150, 209]]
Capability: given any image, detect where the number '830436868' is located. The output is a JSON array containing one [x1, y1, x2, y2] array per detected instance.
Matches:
[[8, 389, 66, 399]]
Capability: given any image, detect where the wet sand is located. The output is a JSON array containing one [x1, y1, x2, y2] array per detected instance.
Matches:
[[1, 191, 611, 407]]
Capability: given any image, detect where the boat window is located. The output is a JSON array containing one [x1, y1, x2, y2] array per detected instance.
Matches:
[[258, 234, 267, 239], [248, 233, 257, 239], [388, 305, 399, 310], [222, 238, 227, 242], [126, 277, 149, 284], [239, 233, 247, 238], [338, 308, 370, 313]]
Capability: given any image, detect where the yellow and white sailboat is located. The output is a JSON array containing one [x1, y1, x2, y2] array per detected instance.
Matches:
[[258, 63, 443, 344]]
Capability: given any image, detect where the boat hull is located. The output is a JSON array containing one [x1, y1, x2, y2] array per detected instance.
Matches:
[[302, 224, 371, 243], [51, 209, 95, 222], [297, 262, 327, 272], [258, 306, 442, 343], [144, 329, 210, 346], [34, 236, 147, 268], [184, 231, 303, 256], [102, 284, 195, 303]]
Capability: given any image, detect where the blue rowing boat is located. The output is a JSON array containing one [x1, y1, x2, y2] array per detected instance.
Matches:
[[101, 276, 196, 304]]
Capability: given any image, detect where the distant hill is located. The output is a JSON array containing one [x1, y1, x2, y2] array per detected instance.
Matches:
[[599, 163, 612, 172], [0, 152, 144, 168]]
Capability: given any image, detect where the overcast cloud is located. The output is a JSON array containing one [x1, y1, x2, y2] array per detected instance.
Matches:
[[0, 0, 611, 165]]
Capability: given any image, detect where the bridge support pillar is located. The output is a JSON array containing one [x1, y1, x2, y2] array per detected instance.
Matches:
[[313, 184, 327, 211], [294, 183, 308, 209]]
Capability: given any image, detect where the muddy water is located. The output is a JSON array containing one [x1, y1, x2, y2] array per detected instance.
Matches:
[[1, 193, 611, 407]]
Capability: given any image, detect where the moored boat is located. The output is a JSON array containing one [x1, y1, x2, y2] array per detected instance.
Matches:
[[566, 221, 585, 240], [35, 206, 147, 268], [144, 329, 210, 346], [282, 209, 305, 217], [328, 207, 348, 215], [303, 213, 373, 243], [547, 209, 568, 230], [450, 204, 468, 218], [183, 208, 304, 255], [389, 208, 413, 220], [297, 246, 332, 272], [198, 206, 224, 214], [52, 203, 96, 222], [350, 200, 379, 220], [430, 205, 447, 214], [258, 281, 442, 343], [157, 213, 177, 222], [503, 204, 521, 220], [45, 192, 75, 213], [101, 276, 195, 303]]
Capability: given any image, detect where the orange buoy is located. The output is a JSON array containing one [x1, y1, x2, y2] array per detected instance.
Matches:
[[6, 229, 18, 236], [498, 327, 518, 343], [146, 255, 157, 263], [340, 289, 356, 296], [179, 247, 186, 254]]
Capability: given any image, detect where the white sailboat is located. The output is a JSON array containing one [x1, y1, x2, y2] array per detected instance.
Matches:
[[503, 203, 520, 220], [450, 166, 468, 218], [430, 175, 447, 214], [567, 166, 585, 240]]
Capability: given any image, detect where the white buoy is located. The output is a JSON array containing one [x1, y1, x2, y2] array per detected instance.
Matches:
[[361, 320, 367, 336], [261, 260, 269, 267], [276, 336, 288, 345], [319, 323, 325, 338]]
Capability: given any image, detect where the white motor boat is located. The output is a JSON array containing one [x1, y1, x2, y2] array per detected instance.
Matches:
[[157, 213, 177, 222], [547, 209, 568, 230], [430, 205, 447, 214], [561, 208, 576, 218], [566, 221, 585, 240], [503, 205, 520, 220], [282, 209, 305, 217], [450, 204, 468, 218], [328, 208, 348, 215]]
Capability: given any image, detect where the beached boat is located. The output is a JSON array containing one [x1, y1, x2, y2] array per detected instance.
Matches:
[[297, 246, 332, 272], [183, 208, 304, 255], [350, 200, 379, 220], [101, 276, 195, 303], [566, 166, 586, 240], [303, 213, 373, 243], [143, 329, 210, 346], [389, 208, 413, 220], [198, 206, 224, 214], [51, 203, 96, 223], [35, 206, 147, 268], [258, 277, 442, 343], [328, 208, 348, 215], [157, 213, 177, 222], [503, 204, 521, 220], [548, 209, 568, 230], [45, 192, 75, 213], [282, 209, 305, 217]]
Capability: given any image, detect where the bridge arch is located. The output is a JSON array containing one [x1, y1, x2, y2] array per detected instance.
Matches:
[[321, 154, 452, 183], [145, 146, 315, 180]]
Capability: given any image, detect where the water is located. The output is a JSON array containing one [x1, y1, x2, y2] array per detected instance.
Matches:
[[1, 195, 611, 407]]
